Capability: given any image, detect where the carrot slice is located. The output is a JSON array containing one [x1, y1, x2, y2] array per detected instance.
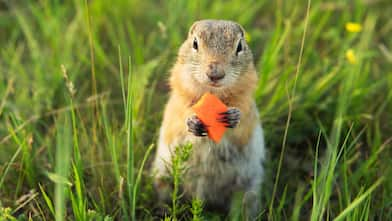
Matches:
[[192, 93, 228, 143]]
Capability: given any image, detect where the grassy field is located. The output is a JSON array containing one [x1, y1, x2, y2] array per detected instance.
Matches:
[[1, 0, 391, 220]]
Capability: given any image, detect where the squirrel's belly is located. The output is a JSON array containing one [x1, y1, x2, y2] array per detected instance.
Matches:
[[182, 138, 243, 203], [153, 123, 265, 206], [182, 124, 265, 204]]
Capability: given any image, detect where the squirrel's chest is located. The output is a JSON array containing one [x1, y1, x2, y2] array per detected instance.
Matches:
[[186, 137, 250, 181], [182, 138, 253, 200], [189, 137, 241, 164]]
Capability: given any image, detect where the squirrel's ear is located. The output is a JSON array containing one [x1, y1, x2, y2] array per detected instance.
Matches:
[[188, 22, 199, 37], [236, 23, 246, 38]]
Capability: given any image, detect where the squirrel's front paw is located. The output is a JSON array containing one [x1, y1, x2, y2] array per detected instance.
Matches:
[[187, 115, 207, 137], [219, 107, 241, 128]]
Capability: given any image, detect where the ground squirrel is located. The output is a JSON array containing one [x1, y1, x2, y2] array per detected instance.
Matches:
[[152, 20, 266, 218]]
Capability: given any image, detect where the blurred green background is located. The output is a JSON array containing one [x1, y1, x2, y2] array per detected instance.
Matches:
[[0, 0, 391, 220]]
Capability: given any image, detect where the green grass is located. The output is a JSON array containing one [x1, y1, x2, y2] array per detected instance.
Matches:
[[1, 0, 391, 220]]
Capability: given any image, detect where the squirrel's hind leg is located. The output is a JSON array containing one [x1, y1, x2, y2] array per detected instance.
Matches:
[[152, 129, 173, 202]]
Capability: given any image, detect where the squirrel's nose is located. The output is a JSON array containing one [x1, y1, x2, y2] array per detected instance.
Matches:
[[207, 73, 225, 82], [206, 63, 225, 82]]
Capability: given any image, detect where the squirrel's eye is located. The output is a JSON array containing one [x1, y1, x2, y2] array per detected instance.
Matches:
[[236, 40, 243, 55], [192, 38, 198, 51]]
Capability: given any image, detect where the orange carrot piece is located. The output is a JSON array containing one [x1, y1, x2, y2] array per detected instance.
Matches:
[[192, 93, 228, 143]]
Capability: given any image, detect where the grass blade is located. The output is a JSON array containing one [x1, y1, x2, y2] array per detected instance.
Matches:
[[334, 177, 384, 221]]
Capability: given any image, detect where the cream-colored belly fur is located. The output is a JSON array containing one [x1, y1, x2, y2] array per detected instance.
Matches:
[[153, 120, 265, 209]]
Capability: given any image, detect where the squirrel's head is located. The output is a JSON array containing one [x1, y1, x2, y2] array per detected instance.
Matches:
[[175, 20, 254, 92]]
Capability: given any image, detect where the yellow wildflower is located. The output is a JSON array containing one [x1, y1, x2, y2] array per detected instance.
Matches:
[[345, 49, 357, 64], [345, 22, 362, 33]]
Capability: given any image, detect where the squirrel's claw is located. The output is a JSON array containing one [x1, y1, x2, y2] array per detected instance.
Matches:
[[187, 115, 207, 137], [219, 107, 241, 128]]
